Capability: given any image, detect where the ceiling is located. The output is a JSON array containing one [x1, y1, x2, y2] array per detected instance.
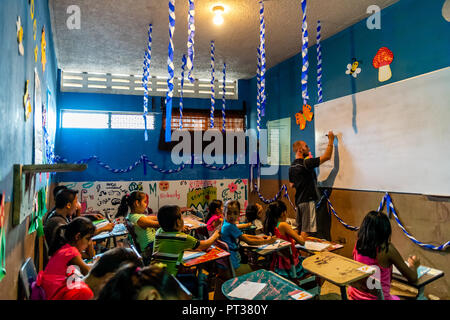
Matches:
[[49, 0, 399, 81]]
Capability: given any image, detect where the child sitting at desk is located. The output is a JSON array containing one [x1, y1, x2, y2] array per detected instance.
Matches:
[[347, 211, 420, 300], [206, 199, 224, 236], [97, 262, 187, 300], [84, 247, 143, 298], [152, 205, 220, 275], [245, 203, 264, 234], [36, 217, 96, 300], [264, 200, 308, 279], [220, 200, 276, 277], [116, 191, 159, 264]]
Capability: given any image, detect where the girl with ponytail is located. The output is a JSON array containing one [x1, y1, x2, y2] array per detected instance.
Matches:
[[264, 200, 308, 279], [37, 217, 96, 299], [116, 191, 159, 264]]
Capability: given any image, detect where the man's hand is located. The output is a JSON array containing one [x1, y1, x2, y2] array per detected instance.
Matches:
[[327, 131, 335, 144]]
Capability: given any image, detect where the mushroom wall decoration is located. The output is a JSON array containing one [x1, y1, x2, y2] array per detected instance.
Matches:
[[373, 47, 394, 82]]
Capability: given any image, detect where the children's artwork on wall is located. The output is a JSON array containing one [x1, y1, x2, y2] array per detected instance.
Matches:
[[295, 104, 314, 130], [16, 16, 24, 56], [442, 0, 450, 22], [33, 19, 37, 41], [345, 58, 361, 78], [0, 192, 6, 282], [30, 0, 35, 20], [373, 47, 394, 82], [23, 80, 32, 120], [34, 69, 43, 164], [40, 27, 47, 73], [61, 179, 248, 220]]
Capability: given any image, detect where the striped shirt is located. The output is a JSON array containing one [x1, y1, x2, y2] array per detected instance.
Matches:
[[152, 228, 200, 275]]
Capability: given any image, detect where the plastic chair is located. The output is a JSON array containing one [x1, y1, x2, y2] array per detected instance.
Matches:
[[125, 219, 142, 254], [18, 258, 37, 300]]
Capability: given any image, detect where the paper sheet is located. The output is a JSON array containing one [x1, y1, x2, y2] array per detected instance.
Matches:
[[392, 263, 434, 279], [304, 241, 330, 252], [290, 289, 313, 300], [228, 281, 267, 300], [183, 251, 206, 261]]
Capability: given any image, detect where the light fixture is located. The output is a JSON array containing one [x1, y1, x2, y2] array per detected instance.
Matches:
[[212, 5, 225, 25]]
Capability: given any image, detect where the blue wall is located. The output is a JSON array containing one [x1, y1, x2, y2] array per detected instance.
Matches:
[[54, 80, 252, 182], [247, 0, 450, 180], [0, 0, 58, 200]]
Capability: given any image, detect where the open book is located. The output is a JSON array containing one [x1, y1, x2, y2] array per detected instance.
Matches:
[[392, 262, 442, 279]]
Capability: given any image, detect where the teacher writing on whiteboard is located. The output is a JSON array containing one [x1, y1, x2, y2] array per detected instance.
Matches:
[[289, 131, 335, 238]]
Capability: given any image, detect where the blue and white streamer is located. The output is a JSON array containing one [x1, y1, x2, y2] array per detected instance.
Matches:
[[316, 20, 323, 104], [253, 181, 297, 211], [379, 193, 450, 251], [221, 63, 226, 133], [165, 0, 176, 142], [142, 24, 153, 141], [179, 54, 186, 130], [209, 40, 215, 129], [256, 48, 261, 136], [186, 0, 195, 83], [301, 0, 309, 105], [259, 0, 266, 117]]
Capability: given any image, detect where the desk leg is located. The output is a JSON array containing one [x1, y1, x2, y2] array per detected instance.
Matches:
[[228, 256, 236, 278], [417, 287, 427, 300], [197, 266, 204, 300], [289, 246, 297, 277], [340, 286, 348, 300]]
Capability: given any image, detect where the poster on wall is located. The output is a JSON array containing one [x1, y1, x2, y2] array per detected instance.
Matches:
[[61, 179, 248, 220], [34, 69, 43, 164], [267, 117, 291, 166]]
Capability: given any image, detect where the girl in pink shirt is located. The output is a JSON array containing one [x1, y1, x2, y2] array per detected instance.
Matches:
[[348, 211, 420, 300], [37, 217, 95, 300], [206, 200, 224, 235]]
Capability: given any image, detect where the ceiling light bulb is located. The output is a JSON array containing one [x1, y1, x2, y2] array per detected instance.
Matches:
[[213, 14, 224, 25]]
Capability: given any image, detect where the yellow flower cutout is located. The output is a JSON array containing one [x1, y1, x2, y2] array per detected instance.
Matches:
[[41, 27, 47, 72], [16, 16, 24, 56], [23, 80, 32, 121], [34, 45, 38, 62], [30, 0, 35, 20]]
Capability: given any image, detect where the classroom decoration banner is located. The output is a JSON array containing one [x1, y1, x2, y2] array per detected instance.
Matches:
[[61, 179, 248, 220]]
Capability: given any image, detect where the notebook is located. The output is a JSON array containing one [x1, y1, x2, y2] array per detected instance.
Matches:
[[228, 281, 267, 300], [392, 263, 436, 279], [304, 241, 330, 252], [183, 251, 206, 261]]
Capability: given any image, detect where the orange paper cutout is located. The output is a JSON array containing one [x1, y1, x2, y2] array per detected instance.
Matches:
[[295, 104, 314, 130]]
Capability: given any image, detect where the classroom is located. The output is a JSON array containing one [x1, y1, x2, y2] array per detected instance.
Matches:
[[0, 0, 449, 303]]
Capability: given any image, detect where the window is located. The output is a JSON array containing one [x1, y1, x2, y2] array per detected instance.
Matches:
[[165, 109, 246, 131], [61, 110, 155, 130]]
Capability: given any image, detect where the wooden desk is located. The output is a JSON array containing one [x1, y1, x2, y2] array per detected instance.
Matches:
[[222, 269, 314, 300], [182, 246, 233, 300], [392, 267, 444, 300], [183, 213, 207, 230], [302, 251, 375, 300]]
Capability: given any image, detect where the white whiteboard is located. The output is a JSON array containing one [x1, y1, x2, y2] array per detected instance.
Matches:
[[315, 67, 450, 196]]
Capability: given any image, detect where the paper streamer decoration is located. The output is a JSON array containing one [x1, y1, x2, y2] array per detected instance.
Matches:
[[16, 16, 24, 56], [30, 0, 35, 20], [301, 0, 309, 105], [209, 40, 215, 129], [252, 180, 297, 211], [142, 24, 153, 141], [165, 0, 176, 142], [179, 54, 187, 129], [0, 192, 5, 282], [316, 20, 323, 103], [378, 193, 450, 251], [256, 48, 262, 135], [186, 0, 195, 83], [259, 0, 266, 117], [221, 63, 226, 133], [33, 19, 37, 41]]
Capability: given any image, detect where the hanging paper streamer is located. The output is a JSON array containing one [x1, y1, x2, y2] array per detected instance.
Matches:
[[165, 0, 176, 142], [252, 179, 297, 211], [316, 20, 323, 103], [179, 54, 187, 130], [221, 63, 226, 133], [378, 193, 450, 251], [186, 0, 195, 83], [209, 40, 215, 129], [256, 48, 261, 136], [301, 0, 309, 105], [142, 24, 153, 141], [0, 192, 6, 282], [259, 0, 266, 117]]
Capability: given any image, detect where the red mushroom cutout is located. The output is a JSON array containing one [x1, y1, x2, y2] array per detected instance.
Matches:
[[373, 47, 394, 82]]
